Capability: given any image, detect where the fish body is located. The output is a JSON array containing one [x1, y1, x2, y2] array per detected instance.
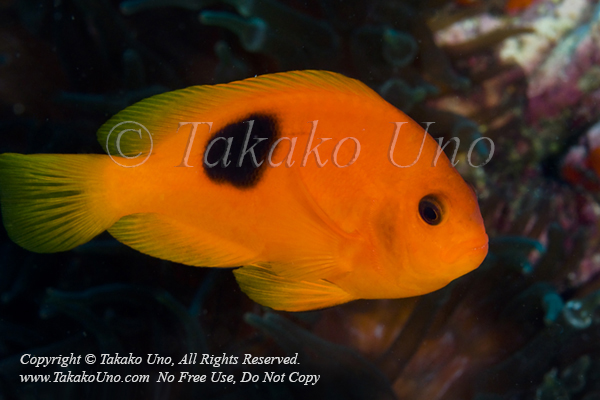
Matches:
[[0, 71, 488, 311]]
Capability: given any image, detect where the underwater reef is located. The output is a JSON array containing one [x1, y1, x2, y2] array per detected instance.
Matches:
[[2, 0, 600, 399]]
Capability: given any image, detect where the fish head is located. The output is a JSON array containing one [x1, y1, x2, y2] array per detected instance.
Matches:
[[400, 166, 488, 295], [368, 156, 489, 298]]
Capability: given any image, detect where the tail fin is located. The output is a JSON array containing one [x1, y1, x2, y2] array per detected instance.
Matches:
[[0, 153, 118, 253]]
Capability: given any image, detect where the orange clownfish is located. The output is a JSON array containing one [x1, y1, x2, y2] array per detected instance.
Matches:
[[454, 0, 535, 13], [504, 0, 536, 13], [588, 147, 600, 180], [0, 71, 488, 311]]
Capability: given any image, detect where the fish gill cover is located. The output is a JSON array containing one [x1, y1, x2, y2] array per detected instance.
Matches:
[[0, 0, 600, 399]]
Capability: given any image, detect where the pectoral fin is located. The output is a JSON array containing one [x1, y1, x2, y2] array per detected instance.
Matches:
[[233, 264, 355, 312]]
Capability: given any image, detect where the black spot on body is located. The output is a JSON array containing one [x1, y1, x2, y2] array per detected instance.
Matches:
[[203, 113, 278, 188]]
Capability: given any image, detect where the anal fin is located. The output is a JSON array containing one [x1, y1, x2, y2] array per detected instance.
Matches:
[[108, 213, 259, 267]]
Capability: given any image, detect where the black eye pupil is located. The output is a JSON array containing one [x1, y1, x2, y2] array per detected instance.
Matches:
[[423, 206, 437, 221], [419, 198, 442, 225]]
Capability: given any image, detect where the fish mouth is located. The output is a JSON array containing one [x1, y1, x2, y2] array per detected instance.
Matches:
[[441, 235, 489, 264]]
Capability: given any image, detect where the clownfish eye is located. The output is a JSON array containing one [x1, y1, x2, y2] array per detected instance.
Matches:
[[419, 196, 443, 226]]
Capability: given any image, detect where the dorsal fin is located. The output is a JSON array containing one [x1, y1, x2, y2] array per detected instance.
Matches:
[[96, 70, 381, 157]]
